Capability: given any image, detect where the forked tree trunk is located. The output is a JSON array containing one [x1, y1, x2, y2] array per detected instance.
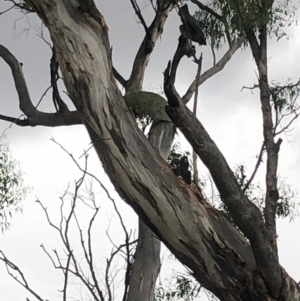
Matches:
[[25, 1, 300, 300]]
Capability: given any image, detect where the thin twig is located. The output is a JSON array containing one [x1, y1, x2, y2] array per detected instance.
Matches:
[[0, 251, 45, 301], [129, 0, 150, 36], [192, 54, 203, 185], [243, 142, 265, 193]]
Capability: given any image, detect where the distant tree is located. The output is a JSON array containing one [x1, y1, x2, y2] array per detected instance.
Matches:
[[0, 136, 28, 231], [0, 143, 136, 301]]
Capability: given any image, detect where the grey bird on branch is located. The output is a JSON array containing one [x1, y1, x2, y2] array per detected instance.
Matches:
[[179, 4, 207, 46]]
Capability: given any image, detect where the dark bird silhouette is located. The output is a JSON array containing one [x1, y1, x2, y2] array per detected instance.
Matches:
[[179, 4, 206, 46], [171, 156, 192, 185]]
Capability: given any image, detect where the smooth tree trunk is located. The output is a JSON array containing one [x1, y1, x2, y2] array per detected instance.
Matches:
[[16, 0, 300, 300], [126, 221, 161, 301], [123, 2, 174, 300]]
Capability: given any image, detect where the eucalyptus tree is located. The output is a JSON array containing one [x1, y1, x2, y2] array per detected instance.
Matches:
[[0, 0, 299, 300], [0, 137, 28, 232]]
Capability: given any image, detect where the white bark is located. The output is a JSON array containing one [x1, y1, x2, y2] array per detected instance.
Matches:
[[11, 0, 300, 300]]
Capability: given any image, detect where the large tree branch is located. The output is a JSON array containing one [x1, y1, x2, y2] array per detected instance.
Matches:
[[85, 123, 260, 301], [228, 1, 281, 255], [0, 111, 81, 127], [126, 0, 175, 93], [0, 114, 30, 126], [113, 1, 176, 299], [0, 44, 82, 127], [164, 62, 283, 297], [247, 28, 281, 255], [237, 0, 282, 291], [0, 44, 35, 116], [121, 1, 185, 298], [125, 1, 179, 298]]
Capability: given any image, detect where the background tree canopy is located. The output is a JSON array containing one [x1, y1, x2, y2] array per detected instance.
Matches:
[[0, 136, 28, 232]]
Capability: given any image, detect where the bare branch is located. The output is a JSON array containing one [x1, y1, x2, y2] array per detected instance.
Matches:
[[0, 44, 81, 127], [0, 114, 30, 126], [50, 138, 118, 206], [170, 35, 196, 84], [182, 37, 245, 103], [50, 47, 69, 113], [0, 111, 82, 127], [0, 4, 15, 15], [275, 113, 300, 135], [62, 251, 71, 301], [86, 209, 105, 301], [129, 0, 149, 35], [38, 169, 105, 301], [0, 44, 35, 115], [112, 66, 128, 89], [106, 193, 135, 301], [126, 1, 174, 93], [51, 138, 136, 301], [0, 251, 45, 301], [192, 54, 203, 185], [270, 78, 300, 136], [243, 142, 266, 192]]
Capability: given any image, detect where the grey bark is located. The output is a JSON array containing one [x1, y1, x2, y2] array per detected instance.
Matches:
[[3, 0, 297, 300], [122, 2, 175, 299], [126, 221, 161, 301], [0, 45, 81, 127]]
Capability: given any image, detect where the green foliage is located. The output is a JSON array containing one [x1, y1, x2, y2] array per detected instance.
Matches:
[[269, 79, 300, 113], [168, 142, 207, 189], [0, 138, 29, 231], [194, 0, 297, 49], [155, 274, 202, 301], [276, 179, 298, 220], [218, 165, 299, 226], [124, 91, 169, 132], [155, 272, 220, 301], [168, 142, 298, 225], [14, 1, 35, 13], [167, 142, 193, 170], [167, 143, 191, 168]]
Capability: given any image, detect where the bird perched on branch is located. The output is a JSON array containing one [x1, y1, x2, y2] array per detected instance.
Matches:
[[171, 156, 192, 185], [179, 4, 206, 46]]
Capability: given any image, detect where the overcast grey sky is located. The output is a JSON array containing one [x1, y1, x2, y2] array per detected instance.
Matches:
[[1, 1, 300, 300]]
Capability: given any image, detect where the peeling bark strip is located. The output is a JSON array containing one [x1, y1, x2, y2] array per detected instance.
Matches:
[[23, 0, 300, 300]]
